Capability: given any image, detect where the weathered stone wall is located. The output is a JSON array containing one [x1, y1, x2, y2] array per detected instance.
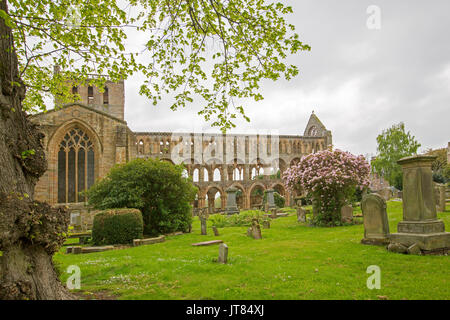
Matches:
[[31, 104, 134, 204]]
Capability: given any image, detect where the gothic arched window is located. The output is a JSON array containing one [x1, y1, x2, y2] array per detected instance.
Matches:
[[58, 127, 95, 203], [308, 126, 319, 137]]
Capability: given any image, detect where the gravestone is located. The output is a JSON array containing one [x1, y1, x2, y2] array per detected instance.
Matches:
[[72, 246, 82, 254], [247, 227, 252, 237], [265, 189, 277, 211], [218, 243, 228, 264], [435, 183, 446, 213], [270, 208, 277, 219], [361, 194, 390, 245], [212, 225, 220, 236], [192, 240, 223, 246], [341, 205, 353, 223], [200, 216, 207, 235], [250, 219, 262, 239], [133, 236, 165, 246], [225, 188, 240, 215], [389, 155, 450, 254], [262, 220, 270, 229], [297, 207, 306, 222]]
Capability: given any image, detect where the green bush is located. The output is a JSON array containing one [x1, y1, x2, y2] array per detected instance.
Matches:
[[85, 158, 197, 236], [92, 209, 143, 245], [274, 192, 285, 208]]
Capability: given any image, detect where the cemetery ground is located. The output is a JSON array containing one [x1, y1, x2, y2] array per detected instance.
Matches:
[[55, 201, 450, 300]]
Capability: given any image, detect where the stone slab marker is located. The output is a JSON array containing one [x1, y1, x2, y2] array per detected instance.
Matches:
[[225, 188, 240, 215], [389, 155, 450, 254], [218, 243, 228, 264], [133, 235, 165, 247], [262, 220, 270, 229], [192, 240, 223, 246], [297, 207, 306, 222], [212, 226, 220, 236], [361, 194, 390, 245], [72, 246, 82, 254], [340, 205, 353, 223], [200, 216, 207, 235], [270, 208, 277, 219], [435, 183, 446, 212]]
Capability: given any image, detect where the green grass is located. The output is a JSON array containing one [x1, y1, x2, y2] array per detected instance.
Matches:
[[55, 201, 450, 300]]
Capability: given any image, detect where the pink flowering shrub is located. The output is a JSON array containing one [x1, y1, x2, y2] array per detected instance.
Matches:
[[283, 149, 370, 226]]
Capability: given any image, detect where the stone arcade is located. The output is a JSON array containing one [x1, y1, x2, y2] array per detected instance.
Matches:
[[31, 78, 332, 228]]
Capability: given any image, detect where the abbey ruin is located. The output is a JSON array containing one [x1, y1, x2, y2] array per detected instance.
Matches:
[[31, 79, 332, 225]]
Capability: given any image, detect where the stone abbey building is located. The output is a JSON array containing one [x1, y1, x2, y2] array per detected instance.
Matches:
[[31, 80, 332, 226]]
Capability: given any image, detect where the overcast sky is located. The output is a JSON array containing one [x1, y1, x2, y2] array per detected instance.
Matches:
[[122, 0, 450, 157]]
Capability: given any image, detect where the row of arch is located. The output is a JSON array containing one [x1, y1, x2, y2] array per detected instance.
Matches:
[[162, 157, 303, 183], [194, 182, 290, 212], [136, 135, 326, 156]]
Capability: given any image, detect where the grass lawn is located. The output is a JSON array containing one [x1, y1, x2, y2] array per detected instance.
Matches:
[[55, 201, 450, 300]]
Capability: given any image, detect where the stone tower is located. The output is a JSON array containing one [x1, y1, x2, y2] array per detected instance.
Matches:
[[53, 67, 125, 121], [66, 80, 125, 121]]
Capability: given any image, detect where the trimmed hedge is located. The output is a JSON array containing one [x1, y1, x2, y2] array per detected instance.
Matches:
[[92, 208, 143, 245]]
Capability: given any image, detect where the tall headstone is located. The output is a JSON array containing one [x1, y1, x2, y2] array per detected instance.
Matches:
[[200, 216, 207, 235], [265, 189, 277, 211], [361, 194, 390, 245], [435, 183, 446, 213], [218, 243, 228, 264], [225, 188, 240, 215], [390, 155, 450, 254], [341, 205, 353, 223]]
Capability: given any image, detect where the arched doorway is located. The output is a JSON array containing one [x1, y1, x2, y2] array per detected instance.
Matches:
[[205, 186, 224, 213], [249, 183, 265, 209]]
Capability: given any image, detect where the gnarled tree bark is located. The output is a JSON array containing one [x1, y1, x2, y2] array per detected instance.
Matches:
[[0, 0, 74, 300]]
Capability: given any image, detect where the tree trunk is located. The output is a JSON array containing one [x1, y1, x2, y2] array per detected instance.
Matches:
[[0, 0, 74, 299]]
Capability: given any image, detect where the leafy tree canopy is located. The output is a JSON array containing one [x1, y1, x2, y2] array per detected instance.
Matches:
[[372, 122, 421, 190], [3, 0, 309, 131]]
